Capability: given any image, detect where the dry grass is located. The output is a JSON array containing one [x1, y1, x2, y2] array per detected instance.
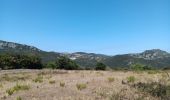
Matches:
[[76, 83, 87, 90], [0, 69, 169, 100]]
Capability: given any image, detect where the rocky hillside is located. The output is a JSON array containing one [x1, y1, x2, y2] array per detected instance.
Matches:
[[0, 40, 41, 51], [129, 49, 170, 60], [0, 40, 61, 63], [104, 49, 170, 69], [0, 40, 170, 69]]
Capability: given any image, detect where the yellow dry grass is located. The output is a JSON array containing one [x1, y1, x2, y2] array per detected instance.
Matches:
[[0, 69, 169, 100]]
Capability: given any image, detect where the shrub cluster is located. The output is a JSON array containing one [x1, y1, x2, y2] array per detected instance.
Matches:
[[0, 54, 80, 70], [95, 62, 106, 70], [56, 56, 79, 70], [45, 56, 80, 70], [131, 63, 153, 71], [0, 54, 42, 69]]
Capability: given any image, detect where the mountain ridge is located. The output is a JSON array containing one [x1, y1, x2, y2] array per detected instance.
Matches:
[[0, 40, 170, 69]]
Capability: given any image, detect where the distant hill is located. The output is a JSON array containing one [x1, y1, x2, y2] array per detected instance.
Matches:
[[0, 40, 61, 63], [104, 49, 170, 69], [129, 49, 170, 60], [0, 40, 170, 69]]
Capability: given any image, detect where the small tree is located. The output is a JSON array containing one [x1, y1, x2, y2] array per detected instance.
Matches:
[[56, 56, 79, 70], [95, 62, 106, 70], [131, 63, 152, 71], [46, 62, 57, 69]]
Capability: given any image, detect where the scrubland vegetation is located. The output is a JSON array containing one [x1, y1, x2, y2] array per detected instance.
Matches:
[[0, 69, 170, 100]]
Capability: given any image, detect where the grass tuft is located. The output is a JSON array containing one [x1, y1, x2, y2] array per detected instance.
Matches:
[[60, 81, 65, 87], [76, 83, 87, 90], [127, 76, 136, 83], [108, 77, 115, 83], [16, 96, 22, 100], [33, 76, 43, 83], [49, 80, 56, 84], [6, 84, 30, 95]]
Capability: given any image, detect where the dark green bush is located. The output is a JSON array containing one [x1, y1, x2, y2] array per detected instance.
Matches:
[[95, 62, 106, 70], [46, 62, 57, 69], [0, 54, 42, 69], [56, 56, 79, 70], [131, 63, 153, 71]]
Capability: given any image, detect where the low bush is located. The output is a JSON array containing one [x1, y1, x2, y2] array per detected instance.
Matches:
[[131, 63, 153, 71], [95, 62, 106, 70], [46, 62, 57, 69], [56, 56, 79, 70]]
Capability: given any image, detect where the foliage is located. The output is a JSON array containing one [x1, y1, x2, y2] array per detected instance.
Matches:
[[46, 62, 57, 69], [95, 62, 106, 70], [131, 63, 153, 71], [0, 54, 42, 69], [56, 56, 79, 70]]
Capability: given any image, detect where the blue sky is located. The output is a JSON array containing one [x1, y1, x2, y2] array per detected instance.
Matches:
[[0, 0, 169, 55]]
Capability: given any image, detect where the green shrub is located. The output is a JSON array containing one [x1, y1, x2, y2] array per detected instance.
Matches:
[[131, 63, 153, 71], [56, 56, 79, 70], [127, 76, 135, 83], [6, 84, 30, 95], [76, 83, 87, 90], [0, 54, 42, 69], [95, 62, 106, 70], [46, 62, 57, 69]]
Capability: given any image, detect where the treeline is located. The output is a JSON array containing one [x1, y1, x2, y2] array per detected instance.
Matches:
[[0, 54, 107, 70], [0, 54, 81, 70], [45, 56, 106, 70], [1, 54, 159, 71], [0, 54, 42, 69]]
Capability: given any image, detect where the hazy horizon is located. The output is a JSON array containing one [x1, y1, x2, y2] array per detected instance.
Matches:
[[0, 0, 169, 55]]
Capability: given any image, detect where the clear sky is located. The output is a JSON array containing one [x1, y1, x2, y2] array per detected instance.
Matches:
[[0, 0, 169, 55]]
